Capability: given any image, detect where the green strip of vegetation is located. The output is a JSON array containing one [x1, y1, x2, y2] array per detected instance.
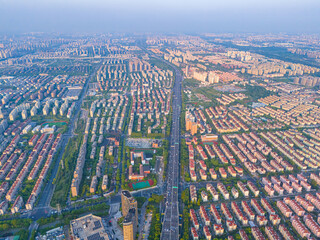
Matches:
[[147, 194, 164, 240], [51, 134, 82, 208]]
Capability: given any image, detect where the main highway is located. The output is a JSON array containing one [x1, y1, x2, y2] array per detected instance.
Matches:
[[160, 63, 182, 240]]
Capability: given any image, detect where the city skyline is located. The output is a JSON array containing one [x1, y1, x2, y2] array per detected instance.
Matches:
[[1, 1, 320, 239], [1, 0, 320, 34]]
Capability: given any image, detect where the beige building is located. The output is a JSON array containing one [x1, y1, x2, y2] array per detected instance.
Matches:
[[121, 190, 138, 220], [123, 208, 137, 240], [121, 191, 138, 240]]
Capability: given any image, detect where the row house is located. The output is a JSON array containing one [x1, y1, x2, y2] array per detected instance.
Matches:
[[244, 162, 257, 173], [200, 205, 210, 226], [304, 214, 320, 238], [219, 168, 227, 179], [256, 215, 268, 226], [284, 198, 305, 216], [271, 176, 281, 186], [191, 227, 199, 240], [204, 145, 215, 159], [189, 159, 195, 171], [277, 200, 293, 218], [199, 169, 207, 180], [282, 182, 293, 194], [247, 181, 259, 197], [239, 229, 249, 240], [264, 184, 274, 196], [28, 134, 54, 180], [234, 166, 244, 176], [237, 181, 249, 197], [213, 224, 224, 236], [190, 170, 197, 181], [270, 160, 284, 172], [210, 204, 221, 224], [206, 184, 218, 201], [196, 145, 208, 161], [221, 203, 233, 221], [209, 168, 217, 180], [291, 215, 311, 239], [305, 193, 320, 210], [231, 187, 239, 199], [212, 144, 228, 164], [227, 166, 237, 177], [203, 226, 211, 240], [190, 209, 199, 230], [190, 185, 197, 202], [231, 201, 248, 225], [251, 227, 265, 240], [201, 191, 208, 202], [269, 214, 281, 225], [226, 220, 237, 231], [288, 174, 299, 183], [291, 181, 302, 193], [11, 195, 23, 214], [0, 182, 9, 199], [241, 200, 255, 221], [0, 201, 8, 215], [278, 224, 295, 240], [217, 182, 229, 200], [220, 143, 236, 165], [295, 195, 314, 212], [6, 134, 47, 201], [297, 173, 307, 182], [310, 173, 320, 185], [300, 180, 311, 191], [265, 226, 281, 240], [273, 183, 284, 195], [251, 199, 265, 216], [261, 198, 276, 215], [28, 134, 38, 146], [262, 177, 272, 187], [261, 161, 276, 172], [199, 160, 207, 171], [280, 175, 290, 185]]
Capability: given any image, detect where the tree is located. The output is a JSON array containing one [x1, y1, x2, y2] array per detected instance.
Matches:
[[149, 194, 164, 204], [181, 189, 190, 205]]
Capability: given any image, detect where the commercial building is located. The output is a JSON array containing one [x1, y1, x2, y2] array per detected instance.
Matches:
[[121, 191, 138, 220], [123, 208, 137, 240], [70, 214, 109, 240]]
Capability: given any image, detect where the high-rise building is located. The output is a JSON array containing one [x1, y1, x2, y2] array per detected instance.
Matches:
[[191, 122, 198, 135], [208, 72, 219, 84], [186, 112, 198, 135], [123, 208, 137, 240], [193, 71, 207, 82], [121, 190, 138, 220]]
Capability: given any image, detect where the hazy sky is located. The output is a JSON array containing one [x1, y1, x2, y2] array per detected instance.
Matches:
[[0, 0, 320, 34]]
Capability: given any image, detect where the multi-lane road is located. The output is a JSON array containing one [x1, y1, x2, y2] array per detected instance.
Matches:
[[160, 64, 182, 240]]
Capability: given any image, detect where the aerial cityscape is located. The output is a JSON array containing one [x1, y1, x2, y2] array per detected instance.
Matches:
[[1, 1, 320, 240]]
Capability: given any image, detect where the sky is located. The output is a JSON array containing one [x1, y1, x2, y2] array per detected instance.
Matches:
[[0, 0, 319, 34]]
